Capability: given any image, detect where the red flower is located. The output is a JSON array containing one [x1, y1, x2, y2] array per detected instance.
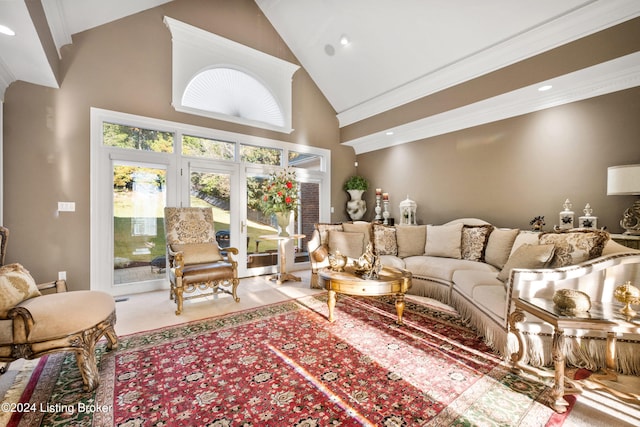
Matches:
[[277, 191, 283, 196], [285, 197, 292, 204], [286, 181, 293, 189]]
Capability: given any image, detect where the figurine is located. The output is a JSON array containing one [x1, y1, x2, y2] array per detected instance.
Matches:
[[328, 250, 347, 272]]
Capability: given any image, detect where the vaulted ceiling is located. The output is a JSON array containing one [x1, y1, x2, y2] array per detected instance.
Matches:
[[0, 0, 638, 153]]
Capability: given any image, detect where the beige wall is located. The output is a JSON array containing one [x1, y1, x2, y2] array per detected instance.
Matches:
[[2, 0, 349, 288], [356, 87, 640, 230], [2, 1, 638, 289]]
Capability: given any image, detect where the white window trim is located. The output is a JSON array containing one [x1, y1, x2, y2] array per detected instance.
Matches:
[[164, 16, 300, 134]]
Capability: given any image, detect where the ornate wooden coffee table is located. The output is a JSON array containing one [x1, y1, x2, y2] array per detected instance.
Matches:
[[318, 266, 412, 325]]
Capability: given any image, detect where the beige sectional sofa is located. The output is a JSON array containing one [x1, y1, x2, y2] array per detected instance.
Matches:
[[308, 218, 640, 374]]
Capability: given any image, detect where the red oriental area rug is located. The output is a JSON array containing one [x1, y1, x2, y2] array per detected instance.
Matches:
[[9, 294, 570, 426]]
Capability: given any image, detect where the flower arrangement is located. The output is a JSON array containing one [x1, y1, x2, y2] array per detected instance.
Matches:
[[261, 168, 299, 215]]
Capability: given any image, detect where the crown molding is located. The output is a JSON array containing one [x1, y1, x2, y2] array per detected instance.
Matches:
[[343, 52, 640, 155], [337, 0, 640, 128], [41, 0, 72, 59], [0, 57, 15, 102]]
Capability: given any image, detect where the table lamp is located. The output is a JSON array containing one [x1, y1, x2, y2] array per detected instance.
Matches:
[[607, 164, 640, 235]]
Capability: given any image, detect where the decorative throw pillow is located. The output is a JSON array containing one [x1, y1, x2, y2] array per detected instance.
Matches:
[[343, 222, 373, 247], [539, 229, 610, 268], [395, 225, 426, 258], [0, 263, 41, 312], [461, 225, 494, 262], [485, 228, 520, 269], [497, 243, 556, 282], [328, 230, 365, 259], [373, 223, 397, 256], [171, 243, 223, 265], [425, 223, 464, 259], [315, 223, 344, 246]]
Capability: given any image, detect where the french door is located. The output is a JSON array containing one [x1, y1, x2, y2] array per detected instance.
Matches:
[[91, 108, 329, 295]]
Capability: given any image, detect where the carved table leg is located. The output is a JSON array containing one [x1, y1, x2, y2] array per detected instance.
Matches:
[[508, 309, 527, 373], [327, 290, 336, 322], [395, 293, 406, 325], [549, 327, 571, 413]]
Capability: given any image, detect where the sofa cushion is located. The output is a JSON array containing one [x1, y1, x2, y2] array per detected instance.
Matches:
[[461, 225, 493, 262], [404, 255, 498, 283], [396, 225, 426, 258], [497, 243, 556, 282], [510, 231, 540, 256], [328, 230, 365, 259], [373, 223, 398, 256], [343, 221, 373, 246], [315, 223, 344, 246], [16, 290, 115, 341], [539, 229, 610, 268], [379, 255, 406, 270], [171, 243, 223, 265], [425, 223, 463, 259], [452, 270, 506, 321], [484, 228, 520, 269], [0, 263, 41, 314]]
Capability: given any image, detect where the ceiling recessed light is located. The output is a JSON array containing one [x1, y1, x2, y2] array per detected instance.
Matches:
[[385, 131, 394, 136], [0, 25, 15, 36], [538, 85, 553, 92], [339, 34, 350, 46]]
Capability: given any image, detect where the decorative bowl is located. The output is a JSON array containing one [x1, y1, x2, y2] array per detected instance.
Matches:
[[328, 251, 347, 272], [614, 281, 640, 317], [553, 289, 591, 314]]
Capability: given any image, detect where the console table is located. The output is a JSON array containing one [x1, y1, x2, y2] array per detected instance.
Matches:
[[259, 234, 305, 284], [611, 233, 640, 250], [509, 297, 640, 413]]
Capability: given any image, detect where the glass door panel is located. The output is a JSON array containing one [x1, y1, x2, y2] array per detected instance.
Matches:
[[246, 173, 279, 272], [112, 163, 167, 286], [190, 170, 232, 251]]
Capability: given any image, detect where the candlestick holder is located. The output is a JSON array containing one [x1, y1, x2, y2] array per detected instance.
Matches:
[[375, 195, 382, 222], [383, 200, 390, 225]]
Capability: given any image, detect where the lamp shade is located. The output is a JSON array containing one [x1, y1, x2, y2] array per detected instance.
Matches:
[[607, 164, 640, 195]]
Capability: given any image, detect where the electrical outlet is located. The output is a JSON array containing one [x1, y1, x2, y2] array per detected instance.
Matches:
[[58, 271, 66, 281]]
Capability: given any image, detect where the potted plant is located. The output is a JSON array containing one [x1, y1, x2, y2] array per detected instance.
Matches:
[[343, 175, 369, 192], [343, 175, 369, 220]]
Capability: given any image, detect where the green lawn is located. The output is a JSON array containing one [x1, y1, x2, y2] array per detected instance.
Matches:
[[113, 192, 278, 263]]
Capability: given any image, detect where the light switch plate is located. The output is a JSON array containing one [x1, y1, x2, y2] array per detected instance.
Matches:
[[58, 202, 75, 212]]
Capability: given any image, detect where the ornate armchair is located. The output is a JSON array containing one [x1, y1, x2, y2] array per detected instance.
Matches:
[[164, 207, 240, 315], [0, 226, 118, 391]]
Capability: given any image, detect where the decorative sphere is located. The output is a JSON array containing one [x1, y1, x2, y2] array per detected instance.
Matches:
[[553, 289, 591, 313]]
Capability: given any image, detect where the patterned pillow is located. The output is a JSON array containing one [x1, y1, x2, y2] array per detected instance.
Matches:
[[461, 225, 494, 262], [315, 223, 344, 246], [0, 263, 41, 313], [373, 224, 397, 256], [539, 229, 610, 268]]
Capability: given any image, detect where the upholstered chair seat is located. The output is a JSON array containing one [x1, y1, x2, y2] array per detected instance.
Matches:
[[164, 207, 240, 315]]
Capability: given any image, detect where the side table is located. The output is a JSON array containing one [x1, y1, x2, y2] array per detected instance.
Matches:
[[259, 234, 305, 284], [509, 297, 640, 413]]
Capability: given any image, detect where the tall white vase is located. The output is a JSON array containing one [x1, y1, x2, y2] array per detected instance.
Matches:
[[346, 189, 366, 220]]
